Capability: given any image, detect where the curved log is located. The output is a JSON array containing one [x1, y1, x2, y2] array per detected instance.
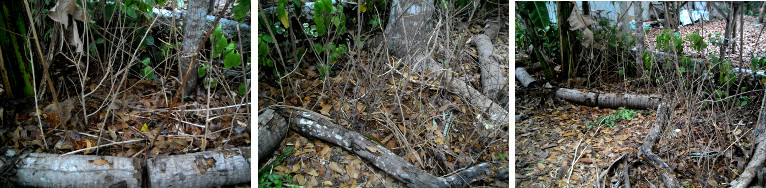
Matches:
[[267, 107, 508, 188]]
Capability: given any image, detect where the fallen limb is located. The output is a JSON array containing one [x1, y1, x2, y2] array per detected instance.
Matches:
[[515, 67, 538, 88], [555, 88, 661, 110], [473, 17, 508, 106], [271, 106, 508, 187], [257, 108, 289, 162], [148, 147, 250, 187], [730, 90, 766, 187], [516, 66, 661, 110], [2, 147, 250, 188], [414, 53, 508, 125], [638, 102, 680, 188]]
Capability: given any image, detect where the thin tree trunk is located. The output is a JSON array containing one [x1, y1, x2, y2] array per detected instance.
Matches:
[[759, 2, 766, 23], [582, 1, 590, 16], [180, 0, 208, 95], [635, 1, 645, 78]]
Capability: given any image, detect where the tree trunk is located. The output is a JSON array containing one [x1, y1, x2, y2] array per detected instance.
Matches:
[[385, 0, 508, 125], [558, 1, 573, 82], [180, 0, 208, 95], [582, 1, 590, 16], [635, 1, 645, 78], [385, 0, 434, 58], [759, 2, 766, 23]]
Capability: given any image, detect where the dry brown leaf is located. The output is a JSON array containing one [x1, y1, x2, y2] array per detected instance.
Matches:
[[320, 102, 332, 115], [296, 174, 306, 185], [91, 158, 108, 165], [274, 165, 288, 173], [308, 169, 319, 176], [320, 146, 332, 158], [329, 162, 345, 174]]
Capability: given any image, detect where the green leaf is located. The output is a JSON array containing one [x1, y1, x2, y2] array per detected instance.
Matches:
[[141, 66, 155, 80], [525, 1, 550, 29], [142, 57, 151, 66], [225, 42, 236, 54], [261, 34, 274, 43], [238, 82, 249, 95], [224, 51, 241, 69], [232, 0, 250, 22], [144, 35, 154, 46], [203, 77, 218, 88], [127, 5, 138, 18], [213, 37, 227, 58], [96, 38, 104, 44], [278, 0, 289, 28], [198, 64, 207, 78]]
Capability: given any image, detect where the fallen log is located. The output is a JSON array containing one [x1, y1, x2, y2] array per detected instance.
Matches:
[[473, 17, 508, 107], [416, 53, 508, 125], [257, 108, 288, 163], [515, 67, 538, 88], [1, 147, 250, 188], [267, 106, 508, 188], [555, 88, 661, 110], [148, 147, 251, 187], [638, 102, 680, 188], [7, 152, 143, 188]]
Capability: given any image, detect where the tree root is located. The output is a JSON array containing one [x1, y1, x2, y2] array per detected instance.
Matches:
[[637, 102, 680, 188], [261, 106, 508, 188]]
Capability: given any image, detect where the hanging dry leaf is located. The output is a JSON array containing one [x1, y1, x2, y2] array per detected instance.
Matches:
[[567, 6, 598, 49]]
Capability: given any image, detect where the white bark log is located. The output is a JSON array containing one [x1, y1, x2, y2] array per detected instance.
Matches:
[[7, 153, 142, 188], [148, 147, 250, 187], [515, 67, 538, 88], [474, 18, 508, 107]]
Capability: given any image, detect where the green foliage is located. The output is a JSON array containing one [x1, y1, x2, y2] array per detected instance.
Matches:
[[519, 2, 550, 30], [313, 0, 334, 36], [259, 146, 295, 187], [656, 29, 682, 53], [708, 32, 724, 47], [203, 77, 218, 89], [231, 0, 251, 22], [238, 80, 249, 96], [140, 57, 155, 80], [497, 153, 507, 161], [277, 0, 289, 28], [751, 57, 766, 70], [588, 109, 636, 128], [685, 29, 707, 53], [368, 15, 381, 29], [121, 0, 163, 19], [258, 33, 275, 67]]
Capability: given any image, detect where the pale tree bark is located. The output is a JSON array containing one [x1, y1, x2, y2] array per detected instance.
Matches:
[[385, 0, 434, 58], [759, 2, 766, 23], [385, 0, 509, 125], [635, 1, 645, 77], [180, 0, 208, 95]]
